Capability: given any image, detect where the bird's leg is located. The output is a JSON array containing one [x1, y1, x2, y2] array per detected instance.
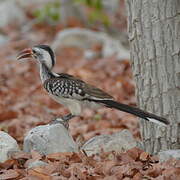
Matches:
[[49, 113, 76, 129], [61, 113, 76, 121]]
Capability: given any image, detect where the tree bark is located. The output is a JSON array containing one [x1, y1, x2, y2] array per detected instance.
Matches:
[[126, 0, 180, 154]]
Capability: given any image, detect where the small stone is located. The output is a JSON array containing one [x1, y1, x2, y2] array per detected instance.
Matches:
[[23, 122, 78, 155], [52, 28, 130, 61], [17, 0, 51, 8], [158, 150, 180, 162], [28, 160, 48, 169], [0, 131, 20, 163], [0, 0, 26, 28], [82, 129, 137, 156], [84, 50, 101, 60], [0, 35, 9, 46]]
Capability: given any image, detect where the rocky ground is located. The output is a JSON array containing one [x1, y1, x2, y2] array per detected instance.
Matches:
[[0, 0, 180, 179]]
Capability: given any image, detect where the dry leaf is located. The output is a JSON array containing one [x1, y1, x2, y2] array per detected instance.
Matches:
[[0, 159, 17, 169], [31, 150, 42, 161], [139, 152, 149, 161], [126, 147, 142, 161], [133, 172, 142, 180], [28, 169, 51, 180], [162, 167, 180, 179], [103, 175, 118, 180], [11, 151, 31, 160], [110, 166, 124, 179], [118, 153, 135, 164], [71, 166, 86, 180], [0, 110, 18, 121], [47, 152, 73, 161], [0, 169, 20, 180]]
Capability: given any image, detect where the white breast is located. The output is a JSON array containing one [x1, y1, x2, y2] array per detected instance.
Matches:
[[49, 94, 82, 116], [48, 94, 102, 116]]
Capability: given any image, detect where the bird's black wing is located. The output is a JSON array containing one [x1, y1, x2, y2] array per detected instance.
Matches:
[[43, 73, 113, 100], [44, 73, 169, 126]]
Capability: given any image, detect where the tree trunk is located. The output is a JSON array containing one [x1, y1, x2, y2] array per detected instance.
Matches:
[[126, 0, 180, 154]]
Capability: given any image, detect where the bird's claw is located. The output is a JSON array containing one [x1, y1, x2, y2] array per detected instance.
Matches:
[[49, 117, 69, 129]]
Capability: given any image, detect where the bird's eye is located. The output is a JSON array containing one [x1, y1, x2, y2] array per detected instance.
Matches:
[[32, 49, 36, 54], [32, 49, 41, 57]]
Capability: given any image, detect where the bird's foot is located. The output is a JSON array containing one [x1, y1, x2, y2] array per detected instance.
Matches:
[[49, 114, 76, 129], [49, 117, 69, 129], [61, 114, 76, 121]]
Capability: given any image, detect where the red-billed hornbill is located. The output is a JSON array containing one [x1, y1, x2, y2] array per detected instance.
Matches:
[[17, 45, 169, 126]]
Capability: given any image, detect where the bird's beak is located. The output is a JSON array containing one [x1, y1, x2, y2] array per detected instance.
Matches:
[[16, 48, 33, 60]]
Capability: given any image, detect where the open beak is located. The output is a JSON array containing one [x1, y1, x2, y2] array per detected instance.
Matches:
[[16, 48, 33, 60]]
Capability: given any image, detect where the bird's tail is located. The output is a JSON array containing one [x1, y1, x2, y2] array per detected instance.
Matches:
[[93, 99, 169, 126]]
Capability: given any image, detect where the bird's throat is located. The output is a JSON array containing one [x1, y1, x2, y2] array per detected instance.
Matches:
[[39, 62, 54, 83]]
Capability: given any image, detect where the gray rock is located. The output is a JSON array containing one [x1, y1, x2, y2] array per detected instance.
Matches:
[[0, 0, 26, 28], [52, 28, 130, 61], [16, 0, 51, 8], [60, 0, 86, 25], [28, 160, 48, 169], [82, 129, 137, 156], [52, 28, 103, 50], [23, 123, 78, 155], [0, 35, 9, 46], [102, 35, 130, 60], [84, 50, 101, 60], [0, 131, 20, 163], [158, 150, 180, 162], [102, 0, 120, 13]]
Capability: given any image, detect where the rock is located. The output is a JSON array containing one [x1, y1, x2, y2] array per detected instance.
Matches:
[[82, 129, 137, 156], [16, 0, 51, 8], [0, 0, 26, 28], [0, 35, 9, 46], [52, 28, 130, 60], [84, 50, 101, 60], [52, 28, 102, 50], [0, 131, 20, 163], [158, 150, 180, 162], [60, 0, 86, 25], [102, 35, 130, 60], [28, 160, 48, 169], [102, 0, 120, 13], [23, 122, 78, 155]]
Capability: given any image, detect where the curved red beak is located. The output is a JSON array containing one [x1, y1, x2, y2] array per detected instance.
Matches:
[[16, 48, 33, 60]]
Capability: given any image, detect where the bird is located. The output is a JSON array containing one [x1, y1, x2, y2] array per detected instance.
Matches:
[[16, 44, 169, 127]]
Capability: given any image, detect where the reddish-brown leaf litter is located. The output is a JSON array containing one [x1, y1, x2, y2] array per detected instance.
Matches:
[[0, 148, 180, 179], [0, 19, 179, 180]]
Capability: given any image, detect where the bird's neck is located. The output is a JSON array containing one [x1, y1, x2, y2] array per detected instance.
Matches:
[[39, 62, 54, 83]]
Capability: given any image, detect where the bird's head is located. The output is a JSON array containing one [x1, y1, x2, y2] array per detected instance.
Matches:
[[17, 44, 55, 69]]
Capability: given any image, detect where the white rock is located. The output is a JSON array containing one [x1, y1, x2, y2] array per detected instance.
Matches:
[[84, 50, 101, 60], [52, 28, 130, 60], [0, 0, 26, 28], [158, 150, 180, 162], [82, 129, 136, 156], [102, 36, 130, 60], [0, 35, 9, 46], [102, 0, 120, 13], [52, 28, 102, 49], [16, 0, 51, 8], [28, 160, 48, 169], [0, 131, 20, 163], [23, 123, 78, 155], [60, 0, 86, 25]]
